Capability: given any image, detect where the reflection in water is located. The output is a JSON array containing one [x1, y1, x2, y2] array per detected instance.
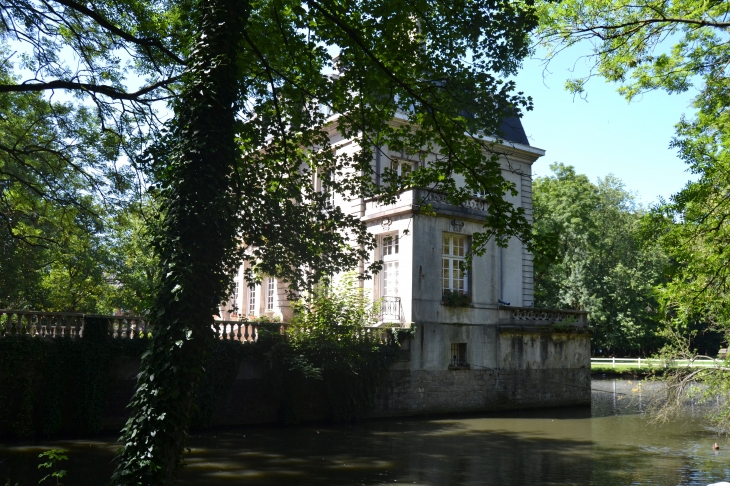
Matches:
[[1, 379, 729, 485]]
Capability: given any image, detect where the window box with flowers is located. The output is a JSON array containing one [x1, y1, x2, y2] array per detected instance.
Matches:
[[442, 289, 472, 307]]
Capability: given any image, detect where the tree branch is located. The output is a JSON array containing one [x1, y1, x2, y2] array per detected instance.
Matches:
[[572, 17, 730, 39], [45, 0, 187, 65], [0, 76, 181, 100]]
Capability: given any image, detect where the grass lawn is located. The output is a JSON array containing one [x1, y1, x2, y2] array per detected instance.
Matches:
[[591, 364, 662, 376]]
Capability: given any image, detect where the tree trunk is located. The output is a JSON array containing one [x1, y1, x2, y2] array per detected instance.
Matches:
[[112, 0, 246, 483]]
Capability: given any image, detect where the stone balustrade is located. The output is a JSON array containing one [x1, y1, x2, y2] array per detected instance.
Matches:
[[498, 306, 588, 326], [0, 309, 289, 342], [0, 310, 86, 338], [0, 309, 396, 343], [213, 320, 288, 342]]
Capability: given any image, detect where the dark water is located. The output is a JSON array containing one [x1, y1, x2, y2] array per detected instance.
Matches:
[[2, 379, 730, 485]]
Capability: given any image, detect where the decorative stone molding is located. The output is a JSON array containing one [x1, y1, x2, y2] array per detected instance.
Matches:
[[450, 219, 465, 232], [423, 191, 487, 211]]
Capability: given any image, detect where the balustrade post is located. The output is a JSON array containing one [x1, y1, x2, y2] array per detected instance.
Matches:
[[55, 316, 63, 338]]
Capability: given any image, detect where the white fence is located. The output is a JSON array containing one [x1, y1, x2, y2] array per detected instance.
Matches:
[[591, 357, 722, 369]]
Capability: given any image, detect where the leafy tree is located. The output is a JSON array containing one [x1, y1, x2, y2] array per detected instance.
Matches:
[[268, 274, 399, 422], [533, 163, 667, 355], [100, 198, 160, 315], [534, 0, 729, 102], [533, 0, 730, 339], [533, 0, 730, 429], [1, 0, 540, 482], [0, 65, 136, 312]]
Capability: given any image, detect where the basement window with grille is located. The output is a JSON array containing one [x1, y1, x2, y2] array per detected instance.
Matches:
[[449, 343, 469, 370]]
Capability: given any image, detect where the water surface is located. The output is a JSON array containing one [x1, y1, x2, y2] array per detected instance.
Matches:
[[2, 379, 729, 485]]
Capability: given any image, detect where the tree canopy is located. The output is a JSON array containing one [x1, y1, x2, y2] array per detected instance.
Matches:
[[534, 0, 730, 424], [533, 163, 667, 355], [535, 0, 730, 101], [535, 0, 730, 338]]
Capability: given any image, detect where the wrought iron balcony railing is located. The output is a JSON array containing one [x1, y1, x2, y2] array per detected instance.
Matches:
[[375, 296, 403, 324]]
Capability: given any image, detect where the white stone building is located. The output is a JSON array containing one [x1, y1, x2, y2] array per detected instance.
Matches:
[[221, 115, 540, 326], [218, 114, 591, 411]]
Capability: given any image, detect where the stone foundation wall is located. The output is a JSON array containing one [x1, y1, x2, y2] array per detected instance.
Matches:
[[372, 368, 591, 417], [183, 367, 591, 429], [3, 332, 590, 436]]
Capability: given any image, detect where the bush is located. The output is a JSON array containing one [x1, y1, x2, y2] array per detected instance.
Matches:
[[266, 275, 406, 422]]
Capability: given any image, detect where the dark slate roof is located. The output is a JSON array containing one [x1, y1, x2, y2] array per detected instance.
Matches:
[[497, 116, 529, 146]]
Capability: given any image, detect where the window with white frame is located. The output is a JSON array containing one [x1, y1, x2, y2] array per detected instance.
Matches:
[[442, 233, 468, 294], [391, 159, 414, 178], [247, 285, 257, 316], [380, 234, 399, 297], [266, 278, 275, 311]]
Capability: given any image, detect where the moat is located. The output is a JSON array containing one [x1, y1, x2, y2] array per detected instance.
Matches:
[[2, 379, 729, 485]]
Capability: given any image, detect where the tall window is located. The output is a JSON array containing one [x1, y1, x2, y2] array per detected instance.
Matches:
[[266, 278, 275, 311], [381, 234, 399, 297], [248, 285, 257, 316], [442, 234, 468, 293]]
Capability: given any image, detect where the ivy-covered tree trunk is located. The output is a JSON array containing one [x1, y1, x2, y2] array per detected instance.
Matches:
[[112, 0, 246, 483]]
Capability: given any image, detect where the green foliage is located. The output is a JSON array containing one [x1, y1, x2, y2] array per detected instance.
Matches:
[[0, 321, 404, 437], [535, 0, 729, 103], [267, 276, 404, 422], [533, 163, 668, 354], [100, 199, 161, 315], [0, 57, 154, 314], [534, 0, 730, 424], [533, 0, 730, 355], [111, 0, 541, 479], [38, 449, 68, 486], [0, 332, 150, 438]]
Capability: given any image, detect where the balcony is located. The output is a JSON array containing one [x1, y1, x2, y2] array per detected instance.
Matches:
[[373, 296, 403, 325], [363, 189, 488, 222]]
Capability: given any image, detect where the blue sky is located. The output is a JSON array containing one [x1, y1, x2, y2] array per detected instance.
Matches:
[[513, 53, 698, 206]]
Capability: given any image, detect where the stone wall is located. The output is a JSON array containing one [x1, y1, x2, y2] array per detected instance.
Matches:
[[372, 368, 590, 417], [100, 347, 590, 431], [186, 366, 590, 429], [96, 325, 592, 431], [0, 322, 589, 436]]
